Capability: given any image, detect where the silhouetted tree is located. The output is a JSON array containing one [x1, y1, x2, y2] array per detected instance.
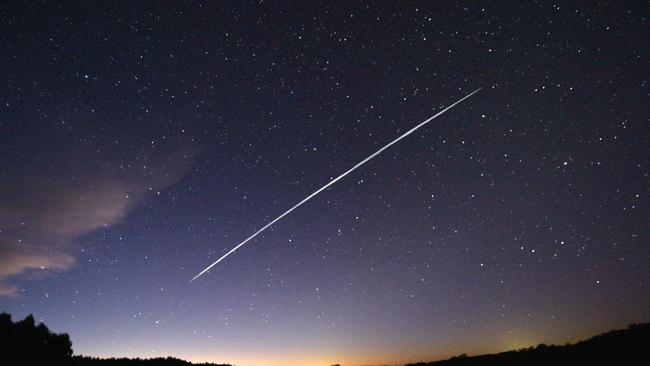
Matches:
[[0, 312, 73, 365], [0, 312, 232, 366]]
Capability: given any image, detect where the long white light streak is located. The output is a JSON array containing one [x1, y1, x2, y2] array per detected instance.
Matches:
[[190, 88, 481, 282]]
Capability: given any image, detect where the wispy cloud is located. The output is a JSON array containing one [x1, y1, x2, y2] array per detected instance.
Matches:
[[0, 147, 195, 296]]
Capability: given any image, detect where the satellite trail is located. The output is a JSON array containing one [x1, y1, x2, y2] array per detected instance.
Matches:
[[190, 88, 481, 282]]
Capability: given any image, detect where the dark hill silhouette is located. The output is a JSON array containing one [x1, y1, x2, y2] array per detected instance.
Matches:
[[0, 312, 231, 366], [2, 311, 649, 366], [407, 323, 650, 366]]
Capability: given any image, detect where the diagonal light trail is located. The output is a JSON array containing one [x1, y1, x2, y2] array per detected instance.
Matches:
[[190, 88, 481, 282]]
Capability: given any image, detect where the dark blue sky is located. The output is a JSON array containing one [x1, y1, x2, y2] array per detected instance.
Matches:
[[0, 2, 648, 365]]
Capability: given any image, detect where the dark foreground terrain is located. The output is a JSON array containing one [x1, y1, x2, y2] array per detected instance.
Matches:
[[71, 356, 231, 366], [407, 323, 650, 366], [2, 311, 649, 366], [0, 312, 230, 366]]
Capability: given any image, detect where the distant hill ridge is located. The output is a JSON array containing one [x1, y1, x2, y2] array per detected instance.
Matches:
[[407, 323, 650, 366]]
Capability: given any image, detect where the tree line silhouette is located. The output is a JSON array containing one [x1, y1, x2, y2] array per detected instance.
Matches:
[[407, 323, 650, 366], [0, 312, 72, 365], [1, 311, 648, 365], [71, 357, 231, 366], [0, 312, 231, 366]]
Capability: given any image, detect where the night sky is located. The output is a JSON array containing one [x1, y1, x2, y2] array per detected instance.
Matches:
[[1, 2, 649, 366]]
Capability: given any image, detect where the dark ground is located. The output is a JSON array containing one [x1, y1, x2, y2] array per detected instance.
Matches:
[[407, 323, 650, 366], [2, 311, 649, 366]]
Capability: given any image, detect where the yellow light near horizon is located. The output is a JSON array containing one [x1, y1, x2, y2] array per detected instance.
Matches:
[[184, 352, 344, 366]]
